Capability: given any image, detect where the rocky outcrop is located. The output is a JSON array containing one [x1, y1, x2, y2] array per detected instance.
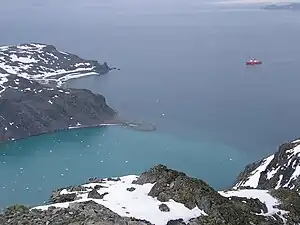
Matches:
[[135, 165, 288, 225], [233, 139, 300, 191], [17, 165, 298, 225], [269, 189, 300, 224], [0, 75, 116, 142], [0, 201, 152, 225], [135, 165, 226, 211]]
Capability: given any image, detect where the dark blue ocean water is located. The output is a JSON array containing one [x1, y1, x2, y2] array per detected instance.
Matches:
[[0, 0, 300, 208]]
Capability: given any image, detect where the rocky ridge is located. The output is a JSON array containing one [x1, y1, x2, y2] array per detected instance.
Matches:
[[233, 139, 300, 192], [1, 164, 298, 225]]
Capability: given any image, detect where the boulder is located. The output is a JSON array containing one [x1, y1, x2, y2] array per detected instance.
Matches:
[[159, 203, 170, 212]]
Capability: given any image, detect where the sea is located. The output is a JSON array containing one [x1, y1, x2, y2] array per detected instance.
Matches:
[[0, 0, 300, 208]]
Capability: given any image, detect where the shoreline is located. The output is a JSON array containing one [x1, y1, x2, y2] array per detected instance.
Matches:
[[212, 0, 299, 5], [0, 118, 156, 145]]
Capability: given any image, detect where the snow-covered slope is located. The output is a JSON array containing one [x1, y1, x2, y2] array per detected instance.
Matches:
[[233, 140, 300, 191], [27, 165, 300, 225], [33, 175, 205, 225], [219, 189, 287, 222], [0, 43, 112, 89]]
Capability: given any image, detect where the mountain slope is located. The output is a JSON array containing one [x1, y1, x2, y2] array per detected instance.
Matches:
[[233, 140, 300, 192], [16, 165, 297, 225], [0, 75, 116, 142]]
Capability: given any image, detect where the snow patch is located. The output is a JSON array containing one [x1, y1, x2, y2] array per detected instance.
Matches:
[[0, 43, 111, 90], [234, 155, 274, 188], [275, 175, 284, 189], [32, 175, 205, 225], [267, 167, 279, 180], [10, 54, 38, 64]]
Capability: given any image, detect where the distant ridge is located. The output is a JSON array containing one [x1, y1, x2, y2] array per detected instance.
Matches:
[[263, 3, 300, 10]]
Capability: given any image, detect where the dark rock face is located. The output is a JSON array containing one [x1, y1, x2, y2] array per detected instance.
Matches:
[[159, 203, 170, 212], [269, 188, 300, 224], [133, 164, 186, 185], [0, 75, 116, 142], [66, 185, 88, 192], [87, 189, 102, 199], [167, 219, 186, 225], [135, 165, 225, 211], [51, 192, 77, 204], [88, 177, 105, 183], [228, 196, 268, 214], [127, 187, 136, 192], [0, 201, 153, 225], [107, 177, 121, 182], [233, 140, 300, 191]]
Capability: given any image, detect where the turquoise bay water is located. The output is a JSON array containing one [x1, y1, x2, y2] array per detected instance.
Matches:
[[0, 0, 300, 208], [0, 126, 249, 208]]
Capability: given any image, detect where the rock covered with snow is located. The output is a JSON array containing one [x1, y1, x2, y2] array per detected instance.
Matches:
[[0, 75, 116, 142], [0, 43, 114, 89], [0, 201, 152, 225], [233, 140, 300, 191], [8, 165, 295, 225], [0, 43, 118, 142]]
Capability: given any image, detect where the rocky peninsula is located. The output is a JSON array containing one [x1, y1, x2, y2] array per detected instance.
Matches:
[[0, 43, 117, 142]]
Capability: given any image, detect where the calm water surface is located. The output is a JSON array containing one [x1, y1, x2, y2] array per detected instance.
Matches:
[[0, 0, 300, 207]]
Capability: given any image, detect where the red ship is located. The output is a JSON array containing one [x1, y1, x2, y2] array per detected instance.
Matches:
[[246, 58, 262, 65]]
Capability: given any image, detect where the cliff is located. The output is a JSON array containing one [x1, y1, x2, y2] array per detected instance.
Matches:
[[233, 139, 300, 192], [0, 43, 116, 142]]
